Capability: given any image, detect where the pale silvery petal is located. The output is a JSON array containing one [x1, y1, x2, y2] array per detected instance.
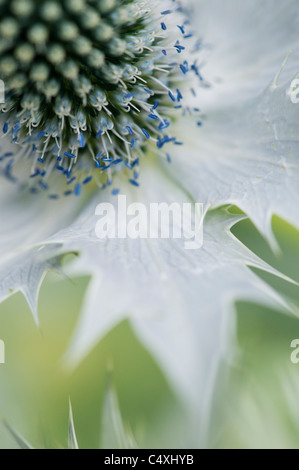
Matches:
[[194, 0, 299, 105], [168, 0, 299, 241], [167, 79, 299, 243], [0, 172, 80, 320]]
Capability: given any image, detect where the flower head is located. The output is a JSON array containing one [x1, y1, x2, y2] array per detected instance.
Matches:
[[0, 0, 199, 197]]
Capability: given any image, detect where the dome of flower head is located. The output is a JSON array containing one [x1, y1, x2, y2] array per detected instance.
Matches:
[[0, 0, 202, 199]]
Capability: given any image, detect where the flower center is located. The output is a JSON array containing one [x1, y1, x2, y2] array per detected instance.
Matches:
[[0, 0, 201, 198]]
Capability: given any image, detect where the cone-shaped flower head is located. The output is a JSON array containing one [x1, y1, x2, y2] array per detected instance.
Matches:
[[0, 0, 200, 198]]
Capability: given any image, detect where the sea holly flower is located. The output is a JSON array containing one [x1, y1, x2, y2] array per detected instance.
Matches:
[[1, 0, 299, 442]]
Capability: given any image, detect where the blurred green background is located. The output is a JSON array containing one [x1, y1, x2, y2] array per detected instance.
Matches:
[[1, 213, 299, 449]]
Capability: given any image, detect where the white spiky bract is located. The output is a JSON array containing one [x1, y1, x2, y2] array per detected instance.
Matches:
[[0, 0, 299, 448]]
